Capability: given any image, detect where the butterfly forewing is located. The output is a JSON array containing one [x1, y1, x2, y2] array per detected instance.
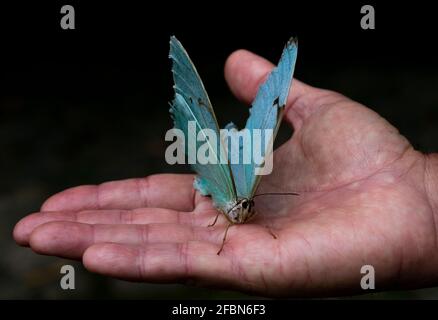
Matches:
[[226, 38, 298, 199], [169, 36, 237, 211]]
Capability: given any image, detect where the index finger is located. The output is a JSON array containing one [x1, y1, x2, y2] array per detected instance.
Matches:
[[41, 174, 198, 212]]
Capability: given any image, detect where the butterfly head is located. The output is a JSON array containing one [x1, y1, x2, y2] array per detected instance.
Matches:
[[226, 198, 256, 224]]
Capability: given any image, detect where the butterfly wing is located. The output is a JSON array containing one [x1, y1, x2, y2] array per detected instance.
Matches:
[[226, 38, 298, 198], [169, 36, 237, 212]]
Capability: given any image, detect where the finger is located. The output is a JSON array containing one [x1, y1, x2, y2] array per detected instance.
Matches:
[[83, 242, 237, 287], [41, 174, 201, 212], [14, 207, 222, 246], [28, 221, 223, 259], [224, 49, 314, 106], [224, 49, 338, 130]]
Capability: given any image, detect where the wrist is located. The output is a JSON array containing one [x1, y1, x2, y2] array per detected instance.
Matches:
[[425, 154, 438, 219]]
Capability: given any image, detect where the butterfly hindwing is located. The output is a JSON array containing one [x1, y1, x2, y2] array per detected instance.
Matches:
[[226, 38, 298, 198], [169, 36, 237, 212]]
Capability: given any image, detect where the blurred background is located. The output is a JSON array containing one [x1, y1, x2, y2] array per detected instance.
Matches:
[[1, 1, 438, 298]]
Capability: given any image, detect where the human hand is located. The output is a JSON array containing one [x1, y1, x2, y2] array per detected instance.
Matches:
[[13, 49, 438, 297]]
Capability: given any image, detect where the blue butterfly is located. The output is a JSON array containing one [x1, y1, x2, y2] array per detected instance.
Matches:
[[169, 36, 298, 252]]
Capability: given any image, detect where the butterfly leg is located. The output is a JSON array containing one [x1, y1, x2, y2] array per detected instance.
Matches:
[[266, 226, 278, 239], [217, 223, 232, 255], [208, 212, 221, 227]]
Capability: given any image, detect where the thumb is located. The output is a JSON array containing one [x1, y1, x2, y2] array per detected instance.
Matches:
[[224, 49, 330, 129]]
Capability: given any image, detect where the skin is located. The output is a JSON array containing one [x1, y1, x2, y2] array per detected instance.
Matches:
[[13, 49, 438, 297]]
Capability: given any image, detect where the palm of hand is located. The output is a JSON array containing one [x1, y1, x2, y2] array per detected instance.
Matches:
[[14, 50, 437, 297], [229, 92, 433, 296]]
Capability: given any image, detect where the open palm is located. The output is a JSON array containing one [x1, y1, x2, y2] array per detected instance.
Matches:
[[14, 49, 438, 297]]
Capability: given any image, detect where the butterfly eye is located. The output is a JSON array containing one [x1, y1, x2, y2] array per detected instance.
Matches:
[[242, 201, 248, 209]]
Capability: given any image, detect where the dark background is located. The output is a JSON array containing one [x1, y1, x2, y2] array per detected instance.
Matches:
[[1, 1, 438, 298]]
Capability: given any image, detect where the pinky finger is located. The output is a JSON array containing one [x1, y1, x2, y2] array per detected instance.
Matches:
[[82, 242, 235, 287]]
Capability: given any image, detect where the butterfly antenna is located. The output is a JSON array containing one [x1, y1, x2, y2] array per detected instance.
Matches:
[[252, 192, 299, 198]]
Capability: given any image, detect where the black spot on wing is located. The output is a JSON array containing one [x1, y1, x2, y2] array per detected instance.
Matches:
[[287, 37, 298, 47], [198, 98, 206, 107]]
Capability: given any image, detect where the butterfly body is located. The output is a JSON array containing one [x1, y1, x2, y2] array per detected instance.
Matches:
[[225, 198, 256, 224], [169, 36, 298, 228]]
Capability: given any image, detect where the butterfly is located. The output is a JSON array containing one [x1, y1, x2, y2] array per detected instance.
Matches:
[[169, 36, 298, 253]]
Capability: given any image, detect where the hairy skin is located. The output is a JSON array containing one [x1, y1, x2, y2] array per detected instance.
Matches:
[[13, 49, 438, 297]]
